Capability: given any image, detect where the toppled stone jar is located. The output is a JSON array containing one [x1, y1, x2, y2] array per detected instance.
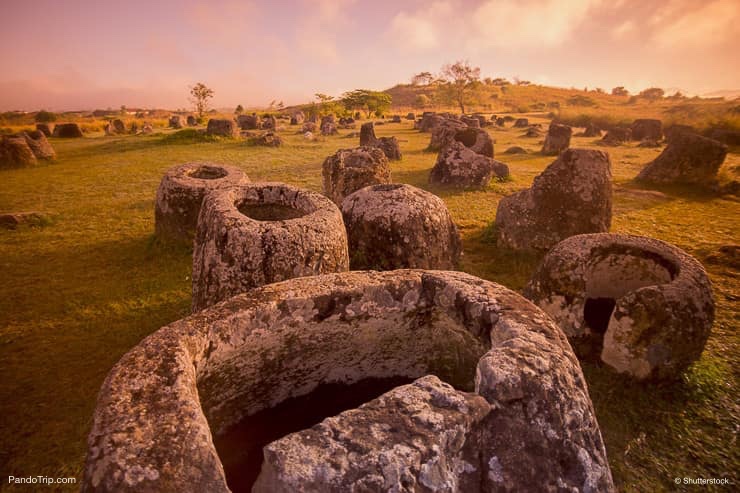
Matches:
[[191, 183, 349, 311], [154, 162, 249, 243], [524, 233, 714, 380], [341, 184, 461, 270], [82, 270, 614, 493]]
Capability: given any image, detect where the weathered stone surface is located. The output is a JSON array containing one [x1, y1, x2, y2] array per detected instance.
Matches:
[[430, 141, 508, 188], [301, 121, 316, 133], [141, 123, 154, 134], [0, 211, 50, 229], [503, 146, 526, 154], [461, 115, 480, 128], [708, 128, 740, 145], [154, 162, 249, 243], [321, 115, 338, 135], [495, 117, 506, 127], [522, 127, 541, 138], [168, 115, 185, 129], [262, 115, 277, 131], [248, 131, 283, 147], [601, 127, 631, 146], [428, 119, 467, 151], [237, 114, 260, 130], [187, 115, 197, 126], [513, 118, 529, 128], [453, 127, 494, 157], [82, 270, 613, 493], [254, 376, 491, 493], [52, 123, 83, 138], [578, 123, 601, 137], [0, 135, 37, 169], [638, 139, 661, 148], [664, 124, 696, 142], [359, 121, 377, 146], [290, 111, 305, 125], [341, 184, 461, 270], [191, 183, 349, 311], [35, 123, 51, 137], [631, 119, 663, 141], [418, 112, 440, 132], [22, 131, 56, 160], [524, 233, 714, 380], [406, 112, 416, 120], [128, 122, 139, 134], [104, 119, 125, 135], [636, 132, 727, 186], [391, 115, 402, 123], [322, 147, 391, 205], [541, 122, 572, 155], [206, 119, 238, 137], [495, 148, 612, 252]]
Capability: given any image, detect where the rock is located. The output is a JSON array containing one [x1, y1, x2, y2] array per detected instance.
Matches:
[[428, 119, 467, 151], [254, 376, 490, 493], [111, 119, 125, 134], [503, 146, 527, 154], [406, 112, 415, 120], [322, 147, 391, 205], [638, 139, 661, 148], [664, 124, 696, 142], [541, 122, 572, 155], [391, 115, 401, 123], [191, 183, 349, 311], [601, 127, 631, 146], [522, 127, 541, 138], [83, 270, 613, 493], [320, 115, 338, 135], [631, 119, 663, 141], [0, 211, 50, 229], [301, 122, 316, 133], [22, 131, 56, 160], [418, 112, 441, 132], [359, 122, 377, 146], [359, 122, 402, 160], [187, 115, 197, 126], [341, 184, 462, 270], [495, 148, 613, 252], [524, 233, 714, 380], [52, 123, 83, 138], [128, 122, 138, 134], [262, 115, 277, 131], [461, 116, 480, 128], [237, 114, 260, 130], [248, 131, 283, 147], [141, 123, 154, 134], [636, 132, 727, 186], [168, 115, 185, 129], [707, 128, 740, 146], [206, 119, 238, 138], [430, 141, 508, 188], [35, 123, 51, 137], [495, 117, 506, 127], [580, 123, 601, 137], [154, 163, 249, 243], [290, 111, 305, 125], [303, 131, 314, 140], [0, 135, 37, 169], [453, 127, 494, 157], [503, 116, 515, 122], [513, 118, 529, 128], [704, 244, 740, 270]]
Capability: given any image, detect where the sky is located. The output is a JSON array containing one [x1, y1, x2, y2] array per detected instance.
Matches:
[[1, 0, 738, 111]]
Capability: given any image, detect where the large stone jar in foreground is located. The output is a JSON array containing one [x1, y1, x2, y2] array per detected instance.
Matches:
[[154, 162, 249, 243], [83, 270, 614, 492], [524, 233, 714, 380], [191, 182, 349, 311], [341, 184, 461, 270]]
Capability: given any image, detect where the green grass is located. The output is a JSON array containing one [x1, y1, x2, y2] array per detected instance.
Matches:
[[0, 120, 738, 492]]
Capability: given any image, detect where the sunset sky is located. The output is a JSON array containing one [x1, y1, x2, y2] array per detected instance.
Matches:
[[1, 0, 738, 111]]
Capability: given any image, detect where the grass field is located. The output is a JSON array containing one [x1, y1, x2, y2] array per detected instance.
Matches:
[[0, 118, 738, 492]]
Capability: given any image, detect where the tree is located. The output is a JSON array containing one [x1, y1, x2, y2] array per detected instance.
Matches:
[[34, 110, 57, 123], [411, 71, 434, 86], [611, 86, 629, 96], [189, 83, 214, 118], [436, 60, 482, 113], [414, 94, 431, 109], [341, 89, 392, 117], [639, 87, 665, 101], [235, 104, 244, 114]]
